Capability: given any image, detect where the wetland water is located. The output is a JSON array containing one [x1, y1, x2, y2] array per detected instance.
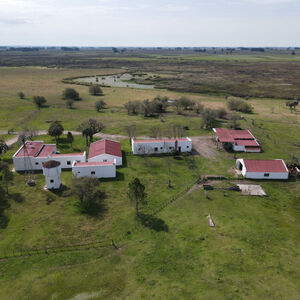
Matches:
[[74, 73, 156, 89]]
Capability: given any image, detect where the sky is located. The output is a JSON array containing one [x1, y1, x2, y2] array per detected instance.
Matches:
[[0, 0, 299, 47]]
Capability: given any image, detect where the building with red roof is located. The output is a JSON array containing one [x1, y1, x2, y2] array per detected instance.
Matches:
[[13, 141, 86, 172], [213, 128, 261, 153], [72, 160, 116, 178], [88, 139, 122, 166], [131, 137, 192, 155], [236, 159, 289, 179]]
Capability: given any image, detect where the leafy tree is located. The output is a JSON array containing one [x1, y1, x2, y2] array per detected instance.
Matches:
[[66, 131, 74, 148], [128, 178, 147, 217], [95, 100, 106, 112], [229, 114, 241, 129], [0, 140, 8, 158], [178, 96, 195, 110], [227, 98, 253, 113], [194, 102, 204, 114], [66, 99, 74, 109], [124, 124, 136, 144], [89, 85, 103, 96], [201, 108, 217, 129], [33, 96, 47, 109], [216, 108, 227, 119], [124, 101, 140, 114], [78, 119, 104, 146], [18, 92, 25, 99], [0, 163, 13, 195], [48, 121, 64, 143], [62, 88, 80, 101], [71, 177, 105, 214]]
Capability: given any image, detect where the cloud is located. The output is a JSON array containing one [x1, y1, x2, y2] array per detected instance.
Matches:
[[159, 5, 189, 12]]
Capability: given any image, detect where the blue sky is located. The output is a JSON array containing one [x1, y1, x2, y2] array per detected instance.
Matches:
[[0, 0, 299, 46]]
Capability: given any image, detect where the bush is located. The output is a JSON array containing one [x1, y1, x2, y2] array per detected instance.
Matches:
[[201, 108, 217, 129], [33, 96, 47, 109], [95, 100, 106, 112], [216, 108, 227, 119], [89, 85, 103, 96], [227, 98, 253, 113], [62, 88, 80, 101]]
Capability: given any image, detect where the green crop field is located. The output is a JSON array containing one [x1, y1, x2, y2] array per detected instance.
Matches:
[[0, 51, 300, 299]]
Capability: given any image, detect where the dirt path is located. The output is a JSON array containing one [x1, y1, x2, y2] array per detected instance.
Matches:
[[191, 136, 219, 159]]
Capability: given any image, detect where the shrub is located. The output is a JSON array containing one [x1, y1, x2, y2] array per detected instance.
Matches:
[[62, 88, 80, 101], [227, 98, 253, 113], [95, 100, 106, 112], [89, 85, 103, 96]]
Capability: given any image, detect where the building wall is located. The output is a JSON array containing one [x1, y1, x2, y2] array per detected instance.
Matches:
[[53, 153, 86, 169], [88, 153, 122, 166], [132, 139, 192, 155], [72, 164, 116, 178], [232, 144, 245, 152], [244, 171, 289, 180], [43, 166, 62, 189], [13, 153, 86, 171]]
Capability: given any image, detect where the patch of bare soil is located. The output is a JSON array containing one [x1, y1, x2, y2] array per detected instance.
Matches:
[[191, 136, 219, 159]]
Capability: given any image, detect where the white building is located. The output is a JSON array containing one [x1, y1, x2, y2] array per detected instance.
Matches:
[[72, 160, 116, 178], [13, 141, 86, 172], [236, 159, 289, 180], [88, 139, 122, 166], [213, 128, 261, 153], [42, 160, 62, 189], [131, 137, 192, 155]]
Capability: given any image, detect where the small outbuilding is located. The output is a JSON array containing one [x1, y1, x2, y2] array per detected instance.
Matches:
[[236, 159, 289, 180], [88, 139, 122, 166], [72, 160, 116, 178], [213, 128, 261, 152], [131, 137, 192, 155], [42, 160, 62, 189]]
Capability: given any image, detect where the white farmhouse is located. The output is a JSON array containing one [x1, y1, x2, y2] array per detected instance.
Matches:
[[88, 139, 122, 166], [131, 138, 192, 155], [72, 160, 116, 178], [236, 159, 289, 180], [13, 141, 86, 172], [213, 128, 261, 152], [42, 160, 62, 189]]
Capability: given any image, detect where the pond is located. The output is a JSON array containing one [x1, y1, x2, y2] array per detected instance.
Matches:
[[73, 73, 156, 89]]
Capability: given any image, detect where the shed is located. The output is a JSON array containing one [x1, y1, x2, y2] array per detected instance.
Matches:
[[72, 160, 116, 178], [236, 159, 289, 179]]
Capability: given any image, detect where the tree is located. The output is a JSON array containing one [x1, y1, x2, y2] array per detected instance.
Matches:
[[124, 101, 140, 114], [33, 96, 47, 109], [18, 92, 25, 99], [89, 85, 103, 96], [95, 100, 106, 112], [227, 98, 253, 114], [194, 102, 204, 114], [48, 121, 64, 143], [71, 177, 105, 214], [128, 178, 147, 217], [66, 99, 74, 109], [229, 114, 241, 129], [178, 96, 195, 110], [124, 124, 136, 144], [0, 140, 8, 158], [201, 108, 217, 129], [78, 119, 104, 146], [1, 163, 13, 195], [66, 131, 74, 148], [62, 88, 80, 101]]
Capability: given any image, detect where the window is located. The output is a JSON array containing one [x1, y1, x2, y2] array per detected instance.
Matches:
[[187, 146, 189, 148], [50, 179, 54, 183], [91, 171, 95, 175], [169, 147, 173, 150], [67, 161, 71, 165], [103, 159, 107, 162], [264, 173, 270, 177], [154, 147, 158, 152], [35, 162, 39, 165], [160, 147, 163, 150]]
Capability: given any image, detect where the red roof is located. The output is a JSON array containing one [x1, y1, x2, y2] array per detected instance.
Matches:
[[215, 128, 255, 143], [134, 138, 190, 143], [38, 145, 56, 157], [15, 141, 44, 157], [243, 159, 288, 173], [88, 139, 122, 159], [235, 140, 260, 147], [74, 161, 114, 167]]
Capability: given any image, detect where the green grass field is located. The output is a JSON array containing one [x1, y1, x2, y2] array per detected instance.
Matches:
[[0, 65, 299, 299]]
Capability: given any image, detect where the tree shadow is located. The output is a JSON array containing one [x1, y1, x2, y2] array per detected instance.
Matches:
[[0, 215, 9, 229], [122, 151, 128, 167], [49, 184, 70, 197], [138, 213, 169, 232], [0, 198, 10, 229]]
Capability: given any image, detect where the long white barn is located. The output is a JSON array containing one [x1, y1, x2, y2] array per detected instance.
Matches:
[[13, 141, 86, 172], [72, 160, 116, 178], [131, 137, 192, 155]]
